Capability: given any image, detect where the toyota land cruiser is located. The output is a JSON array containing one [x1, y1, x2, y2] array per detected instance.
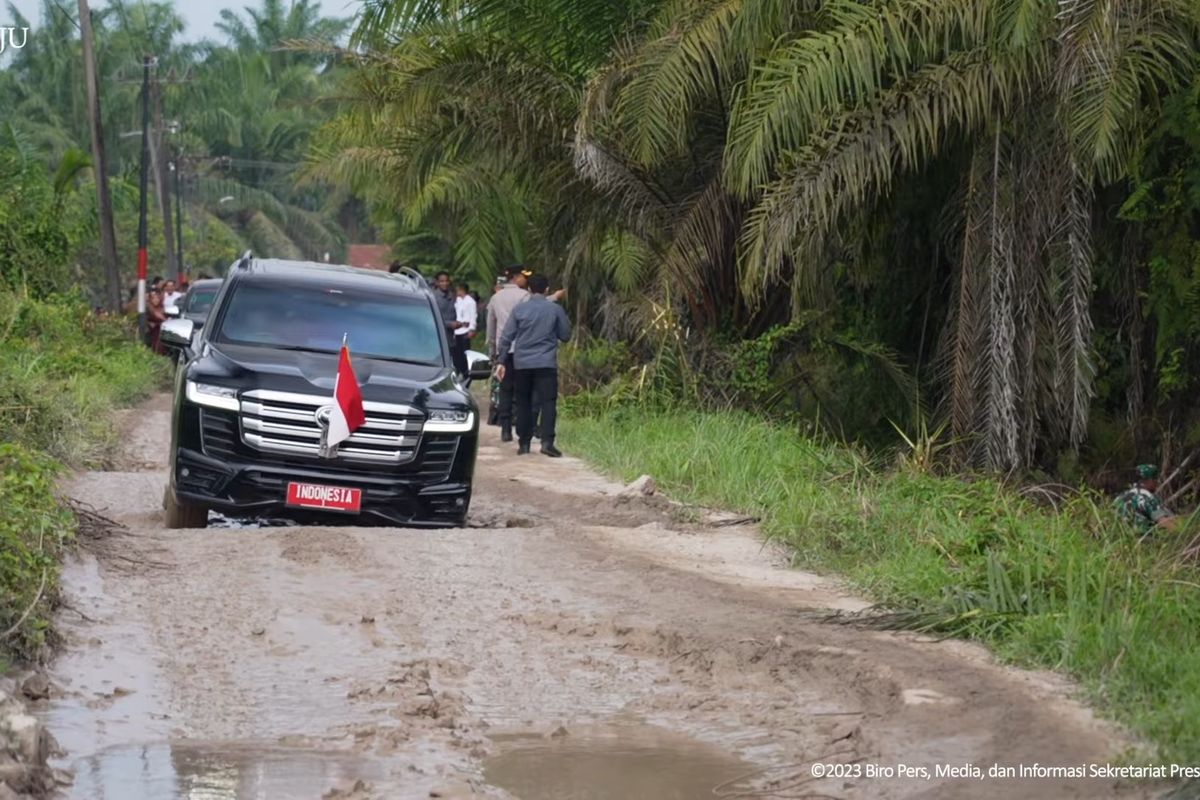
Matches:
[[160, 255, 477, 528]]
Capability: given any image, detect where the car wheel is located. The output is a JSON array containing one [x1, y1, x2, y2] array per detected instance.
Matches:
[[164, 485, 208, 529]]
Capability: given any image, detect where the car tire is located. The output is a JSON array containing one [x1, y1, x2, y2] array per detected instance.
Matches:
[[164, 486, 208, 529]]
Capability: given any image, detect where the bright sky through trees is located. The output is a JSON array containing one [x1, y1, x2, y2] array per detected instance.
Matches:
[[6, 0, 354, 41]]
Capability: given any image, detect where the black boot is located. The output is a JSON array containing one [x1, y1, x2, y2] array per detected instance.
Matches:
[[500, 425, 513, 443], [517, 441, 531, 455], [541, 442, 562, 458]]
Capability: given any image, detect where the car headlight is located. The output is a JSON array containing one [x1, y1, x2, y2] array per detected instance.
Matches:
[[425, 409, 474, 433], [186, 380, 240, 411]]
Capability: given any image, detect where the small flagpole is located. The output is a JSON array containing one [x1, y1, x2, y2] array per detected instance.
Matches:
[[319, 334, 350, 459]]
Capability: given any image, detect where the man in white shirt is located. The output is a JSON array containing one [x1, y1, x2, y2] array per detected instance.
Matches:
[[453, 282, 477, 381], [162, 279, 184, 314]]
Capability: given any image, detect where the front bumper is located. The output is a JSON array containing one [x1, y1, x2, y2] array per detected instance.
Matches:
[[172, 447, 471, 527]]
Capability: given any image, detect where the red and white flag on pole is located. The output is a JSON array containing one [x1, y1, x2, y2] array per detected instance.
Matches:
[[321, 335, 366, 457]]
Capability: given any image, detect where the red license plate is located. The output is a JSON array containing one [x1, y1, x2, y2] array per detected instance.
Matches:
[[286, 482, 362, 513]]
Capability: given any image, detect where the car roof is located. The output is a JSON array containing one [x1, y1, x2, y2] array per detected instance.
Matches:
[[236, 258, 429, 296], [186, 279, 223, 291]]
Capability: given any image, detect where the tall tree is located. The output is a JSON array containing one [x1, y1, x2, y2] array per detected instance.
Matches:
[[77, 0, 122, 310]]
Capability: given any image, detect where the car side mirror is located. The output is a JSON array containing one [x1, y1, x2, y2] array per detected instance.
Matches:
[[165, 306, 181, 318], [161, 317, 195, 348]]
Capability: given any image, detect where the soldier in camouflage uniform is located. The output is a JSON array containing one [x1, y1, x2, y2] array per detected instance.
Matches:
[[1114, 464, 1178, 534]]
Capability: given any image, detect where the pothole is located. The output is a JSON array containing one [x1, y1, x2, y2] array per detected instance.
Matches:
[[64, 741, 385, 799], [483, 724, 750, 800]]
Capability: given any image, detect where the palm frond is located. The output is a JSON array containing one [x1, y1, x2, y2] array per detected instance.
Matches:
[[724, 0, 997, 196], [1056, 0, 1198, 182], [738, 46, 1045, 305]]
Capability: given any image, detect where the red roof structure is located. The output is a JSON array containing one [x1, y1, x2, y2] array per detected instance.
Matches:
[[346, 244, 392, 271]]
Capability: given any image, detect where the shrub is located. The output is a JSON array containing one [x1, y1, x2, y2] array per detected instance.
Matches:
[[0, 288, 165, 662], [0, 445, 73, 663]]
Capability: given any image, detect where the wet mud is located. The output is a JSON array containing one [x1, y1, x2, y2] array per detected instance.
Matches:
[[42, 394, 1153, 799]]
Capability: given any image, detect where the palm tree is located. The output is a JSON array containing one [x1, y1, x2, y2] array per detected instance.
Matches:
[[721, 0, 1198, 467], [218, 0, 350, 68], [1, 0, 89, 159], [310, 0, 653, 293]]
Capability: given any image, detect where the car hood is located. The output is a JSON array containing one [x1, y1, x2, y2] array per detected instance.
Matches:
[[189, 342, 471, 410]]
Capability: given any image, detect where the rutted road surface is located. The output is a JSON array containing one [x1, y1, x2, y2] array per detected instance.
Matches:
[[42, 395, 1148, 799]]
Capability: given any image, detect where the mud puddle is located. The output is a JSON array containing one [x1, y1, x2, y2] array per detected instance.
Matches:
[[483, 725, 750, 800], [66, 741, 383, 799]]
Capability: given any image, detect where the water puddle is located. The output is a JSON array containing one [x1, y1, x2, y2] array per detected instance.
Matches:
[[207, 511, 298, 529], [66, 741, 383, 799], [483, 725, 750, 800]]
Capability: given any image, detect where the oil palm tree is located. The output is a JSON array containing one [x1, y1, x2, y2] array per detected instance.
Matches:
[[722, 0, 1198, 467], [311, 0, 657, 295], [217, 0, 350, 68], [567, 0, 1198, 467]]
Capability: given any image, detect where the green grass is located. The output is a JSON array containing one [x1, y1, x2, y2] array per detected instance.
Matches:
[[560, 405, 1200, 763], [1, 289, 167, 663]]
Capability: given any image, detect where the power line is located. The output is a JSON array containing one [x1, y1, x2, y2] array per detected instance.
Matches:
[[219, 157, 305, 170], [48, 0, 81, 32]]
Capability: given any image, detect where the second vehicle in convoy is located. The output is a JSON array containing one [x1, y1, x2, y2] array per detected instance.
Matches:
[[160, 255, 478, 529], [172, 277, 223, 331]]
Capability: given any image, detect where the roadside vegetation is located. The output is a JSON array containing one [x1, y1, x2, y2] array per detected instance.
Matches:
[[0, 142, 165, 664], [0, 291, 164, 664]]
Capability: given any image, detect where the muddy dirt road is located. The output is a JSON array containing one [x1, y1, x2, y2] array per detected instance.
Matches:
[[43, 395, 1149, 799]]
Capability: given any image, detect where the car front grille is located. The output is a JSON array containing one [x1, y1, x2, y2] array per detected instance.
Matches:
[[239, 389, 425, 465], [413, 435, 458, 481], [200, 409, 239, 460]]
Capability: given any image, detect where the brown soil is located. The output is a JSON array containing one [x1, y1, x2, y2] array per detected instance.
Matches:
[[41, 394, 1158, 799]]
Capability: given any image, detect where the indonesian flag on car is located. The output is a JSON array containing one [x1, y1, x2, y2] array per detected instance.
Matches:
[[320, 335, 366, 457]]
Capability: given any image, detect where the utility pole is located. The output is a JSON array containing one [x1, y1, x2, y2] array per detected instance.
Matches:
[[78, 0, 121, 312], [137, 55, 153, 342], [172, 154, 184, 283], [148, 73, 175, 281]]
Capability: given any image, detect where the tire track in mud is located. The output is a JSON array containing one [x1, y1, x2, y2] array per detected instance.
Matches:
[[39, 394, 1156, 799]]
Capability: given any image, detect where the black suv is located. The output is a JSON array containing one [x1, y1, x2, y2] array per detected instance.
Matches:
[[161, 255, 477, 528], [175, 277, 223, 330]]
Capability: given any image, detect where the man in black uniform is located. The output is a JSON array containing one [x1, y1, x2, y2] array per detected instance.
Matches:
[[431, 270, 462, 351]]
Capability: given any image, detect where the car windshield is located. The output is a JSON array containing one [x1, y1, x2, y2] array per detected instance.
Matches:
[[184, 287, 218, 314], [216, 282, 443, 364]]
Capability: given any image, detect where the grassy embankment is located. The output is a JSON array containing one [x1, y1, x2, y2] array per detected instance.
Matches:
[[561, 405, 1200, 763], [0, 291, 166, 664]]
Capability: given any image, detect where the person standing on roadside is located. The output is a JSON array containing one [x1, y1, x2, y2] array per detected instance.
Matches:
[[496, 275, 571, 457], [487, 266, 531, 441], [162, 279, 183, 314], [486, 266, 567, 441], [453, 282, 477, 380], [145, 288, 168, 354], [1115, 464, 1179, 535], [432, 270, 463, 356]]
